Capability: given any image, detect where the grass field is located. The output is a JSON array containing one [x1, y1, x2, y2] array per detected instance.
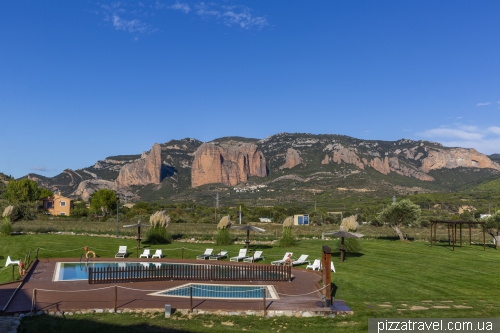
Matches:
[[1, 231, 498, 332]]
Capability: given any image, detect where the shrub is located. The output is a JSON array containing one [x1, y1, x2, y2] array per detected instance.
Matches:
[[145, 210, 172, 244], [215, 216, 232, 246], [1, 219, 12, 236], [278, 216, 297, 247]]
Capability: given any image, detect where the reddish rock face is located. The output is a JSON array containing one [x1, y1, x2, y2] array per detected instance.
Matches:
[[332, 148, 365, 169], [420, 148, 499, 173], [191, 142, 267, 187], [280, 148, 302, 169], [115, 143, 162, 188], [369, 157, 390, 175]]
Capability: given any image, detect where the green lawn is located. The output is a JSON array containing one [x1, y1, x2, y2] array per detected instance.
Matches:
[[1, 234, 498, 332]]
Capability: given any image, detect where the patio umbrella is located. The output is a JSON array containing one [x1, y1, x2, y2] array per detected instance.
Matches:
[[123, 220, 151, 258], [324, 230, 363, 262], [231, 224, 266, 252]]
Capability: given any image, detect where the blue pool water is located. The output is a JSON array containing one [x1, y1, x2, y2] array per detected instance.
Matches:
[[54, 262, 184, 281], [151, 283, 278, 299]]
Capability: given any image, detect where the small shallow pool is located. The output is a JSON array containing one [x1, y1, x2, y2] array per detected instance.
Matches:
[[150, 283, 279, 300]]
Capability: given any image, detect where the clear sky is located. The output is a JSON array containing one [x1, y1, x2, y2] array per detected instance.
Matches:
[[1, 1, 499, 178]]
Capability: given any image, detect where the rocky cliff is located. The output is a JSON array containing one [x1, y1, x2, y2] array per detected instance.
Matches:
[[280, 148, 302, 169], [191, 141, 267, 187], [115, 143, 163, 188]]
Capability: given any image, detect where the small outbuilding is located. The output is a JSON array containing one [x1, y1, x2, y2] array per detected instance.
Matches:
[[293, 214, 309, 225]]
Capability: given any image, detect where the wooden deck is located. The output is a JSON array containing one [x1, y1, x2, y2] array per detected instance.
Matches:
[[0, 258, 351, 315]]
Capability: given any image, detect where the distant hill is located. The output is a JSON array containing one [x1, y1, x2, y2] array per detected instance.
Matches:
[[25, 133, 500, 205]]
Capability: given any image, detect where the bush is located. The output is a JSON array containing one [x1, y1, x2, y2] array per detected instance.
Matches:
[[145, 226, 172, 244], [1, 218, 12, 236], [278, 227, 297, 247], [215, 228, 232, 246]]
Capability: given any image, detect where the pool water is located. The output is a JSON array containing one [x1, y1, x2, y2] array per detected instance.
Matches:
[[54, 262, 187, 281], [150, 283, 279, 300]]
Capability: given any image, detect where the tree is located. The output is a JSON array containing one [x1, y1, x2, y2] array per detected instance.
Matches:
[[89, 189, 117, 216], [3, 179, 42, 203], [485, 211, 500, 248], [377, 199, 421, 241]]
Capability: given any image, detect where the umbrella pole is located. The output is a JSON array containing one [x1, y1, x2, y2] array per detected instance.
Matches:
[[246, 230, 250, 252]]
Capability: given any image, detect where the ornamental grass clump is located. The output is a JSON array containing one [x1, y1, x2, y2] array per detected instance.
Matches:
[[1, 205, 14, 236], [339, 214, 361, 253], [215, 216, 232, 246], [146, 210, 172, 244], [278, 216, 297, 247]]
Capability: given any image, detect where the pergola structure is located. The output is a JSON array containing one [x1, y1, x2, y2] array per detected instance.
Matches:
[[429, 220, 486, 251]]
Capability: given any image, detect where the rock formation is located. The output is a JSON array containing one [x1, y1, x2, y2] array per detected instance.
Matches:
[[420, 148, 499, 172], [72, 179, 116, 202], [369, 157, 390, 174], [388, 157, 434, 181], [280, 148, 302, 169], [115, 143, 162, 188], [191, 141, 267, 187], [332, 148, 365, 169]]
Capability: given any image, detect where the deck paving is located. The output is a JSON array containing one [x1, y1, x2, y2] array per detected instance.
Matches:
[[2, 258, 350, 315]]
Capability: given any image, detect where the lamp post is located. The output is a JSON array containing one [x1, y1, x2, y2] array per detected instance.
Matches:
[[116, 196, 119, 238]]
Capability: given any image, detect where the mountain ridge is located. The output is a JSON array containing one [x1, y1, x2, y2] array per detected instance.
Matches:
[[23, 133, 500, 204]]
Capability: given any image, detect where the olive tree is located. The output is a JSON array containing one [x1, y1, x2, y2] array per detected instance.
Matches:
[[377, 199, 421, 241], [485, 211, 500, 248]]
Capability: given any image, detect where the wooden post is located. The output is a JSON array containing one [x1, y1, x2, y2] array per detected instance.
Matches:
[[190, 286, 193, 313], [182, 248, 184, 259], [11, 265, 14, 282], [430, 222, 433, 246], [452, 224, 455, 251], [483, 225, 486, 251], [34, 289, 37, 312], [447, 223, 451, 245], [36, 247, 39, 260], [114, 285, 117, 312], [460, 223, 462, 247], [263, 287, 266, 316], [469, 224, 472, 245], [322, 245, 332, 307]]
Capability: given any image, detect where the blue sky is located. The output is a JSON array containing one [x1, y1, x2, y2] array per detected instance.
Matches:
[[1, 1, 499, 178]]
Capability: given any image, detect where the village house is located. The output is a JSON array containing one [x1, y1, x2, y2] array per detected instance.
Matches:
[[41, 192, 73, 216]]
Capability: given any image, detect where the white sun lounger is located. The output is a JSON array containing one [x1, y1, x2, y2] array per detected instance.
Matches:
[[243, 251, 264, 263], [6, 256, 20, 266], [292, 254, 310, 266], [271, 252, 293, 266], [115, 246, 127, 258], [139, 249, 151, 258], [209, 251, 228, 260], [306, 259, 321, 270], [196, 248, 213, 260], [230, 249, 248, 262], [152, 249, 163, 258]]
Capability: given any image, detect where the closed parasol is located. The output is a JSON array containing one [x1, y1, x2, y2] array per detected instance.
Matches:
[[123, 220, 151, 258]]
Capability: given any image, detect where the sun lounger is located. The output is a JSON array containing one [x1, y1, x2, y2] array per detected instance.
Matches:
[[6, 256, 20, 266], [196, 248, 213, 260], [292, 254, 310, 266], [139, 249, 151, 258], [306, 259, 321, 270], [271, 252, 293, 266], [209, 250, 228, 260], [243, 251, 264, 263], [230, 249, 248, 262], [115, 246, 127, 258], [152, 249, 163, 258]]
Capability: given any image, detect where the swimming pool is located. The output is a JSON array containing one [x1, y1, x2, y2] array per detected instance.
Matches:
[[150, 283, 279, 300], [53, 262, 188, 281]]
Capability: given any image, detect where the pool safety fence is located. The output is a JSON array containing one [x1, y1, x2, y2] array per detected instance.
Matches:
[[88, 264, 292, 284]]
